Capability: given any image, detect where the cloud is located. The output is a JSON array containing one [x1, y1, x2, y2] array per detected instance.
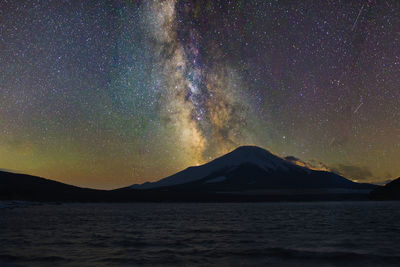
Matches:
[[308, 159, 332, 172], [374, 179, 395, 186], [284, 156, 331, 171], [284, 156, 299, 162], [284, 156, 391, 184], [331, 164, 374, 180]]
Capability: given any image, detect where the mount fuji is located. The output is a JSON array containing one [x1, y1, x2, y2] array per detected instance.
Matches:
[[129, 146, 376, 196]]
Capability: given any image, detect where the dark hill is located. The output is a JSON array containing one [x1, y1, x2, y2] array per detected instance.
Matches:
[[0, 171, 106, 202], [369, 177, 400, 200]]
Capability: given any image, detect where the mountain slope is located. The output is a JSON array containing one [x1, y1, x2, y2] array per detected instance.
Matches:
[[369, 177, 400, 200], [131, 146, 376, 194], [132, 146, 292, 189], [0, 170, 105, 201]]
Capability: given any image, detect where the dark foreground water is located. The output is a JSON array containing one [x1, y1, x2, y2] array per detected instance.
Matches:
[[1, 201, 400, 267]]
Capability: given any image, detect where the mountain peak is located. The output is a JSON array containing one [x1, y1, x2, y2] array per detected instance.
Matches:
[[228, 145, 276, 159], [231, 145, 272, 154], [217, 145, 288, 171], [131, 145, 293, 189], [130, 144, 376, 192]]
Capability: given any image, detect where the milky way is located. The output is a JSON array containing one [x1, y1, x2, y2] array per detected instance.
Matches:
[[0, 0, 399, 189], [146, 0, 253, 162]]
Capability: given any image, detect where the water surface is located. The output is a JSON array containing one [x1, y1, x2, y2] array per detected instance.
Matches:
[[1, 201, 399, 266]]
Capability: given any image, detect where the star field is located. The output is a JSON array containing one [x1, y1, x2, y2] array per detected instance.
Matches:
[[0, 0, 399, 189]]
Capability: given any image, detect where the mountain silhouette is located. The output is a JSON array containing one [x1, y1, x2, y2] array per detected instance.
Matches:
[[131, 146, 375, 193], [369, 177, 400, 200], [0, 170, 106, 202], [1, 146, 379, 202]]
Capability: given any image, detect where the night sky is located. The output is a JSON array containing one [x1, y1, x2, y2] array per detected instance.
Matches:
[[1, 0, 399, 189]]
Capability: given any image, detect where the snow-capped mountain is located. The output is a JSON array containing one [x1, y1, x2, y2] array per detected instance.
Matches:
[[130, 146, 374, 191], [131, 146, 293, 189]]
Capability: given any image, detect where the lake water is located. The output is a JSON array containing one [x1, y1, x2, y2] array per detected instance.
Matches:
[[1, 201, 400, 266]]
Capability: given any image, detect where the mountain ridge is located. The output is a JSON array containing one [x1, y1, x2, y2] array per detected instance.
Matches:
[[0, 146, 381, 202], [131, 145, 305, 189], [130, 145, 373, 192], [369, 177, 400, 200]]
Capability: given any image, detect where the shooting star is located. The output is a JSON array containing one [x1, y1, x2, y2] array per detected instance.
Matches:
[[352, 4, 364, 31], [354, 102, 363, 113]]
